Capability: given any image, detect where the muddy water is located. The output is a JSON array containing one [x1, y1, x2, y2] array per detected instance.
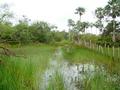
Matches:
[[40, 48, 105, 90]]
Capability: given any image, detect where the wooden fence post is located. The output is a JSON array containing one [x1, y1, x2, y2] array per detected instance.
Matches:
[[112, 46, 115, 57], [101, 46, 103, 54], [107, 45, 110, 57], [98, 45, 100, 52], [90, 40, 91, 49], [118, 47, 119, 59], [104, 43, 106, 55]]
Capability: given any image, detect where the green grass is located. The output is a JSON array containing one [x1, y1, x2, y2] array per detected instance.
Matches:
[[0, 44, 120, 90], [0, 44, 56, 90], [62, 45, 112, 64], [46, 71, 65, 90], [83, 72, 119, 90], [62, 45, 120, 90]]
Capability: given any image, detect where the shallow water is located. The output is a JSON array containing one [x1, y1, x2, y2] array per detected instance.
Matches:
[[40, 48, 107, 90]]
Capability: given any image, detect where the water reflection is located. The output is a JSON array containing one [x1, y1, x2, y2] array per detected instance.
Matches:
[[40, 58, 105, 90], [40, 49, 105, 90]]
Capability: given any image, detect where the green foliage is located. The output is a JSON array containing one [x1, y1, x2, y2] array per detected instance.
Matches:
[[0, 20, 68, 44], [0, 23, 14, 42], [75, 7, 85, 18], [46, 72, 65, 90], [0, 45, 56, 90], [84, 72, 119, 90], [81, 34, 99, 43], [98, 20, 120, 47]]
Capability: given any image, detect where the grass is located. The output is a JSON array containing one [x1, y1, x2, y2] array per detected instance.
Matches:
[[62, 44, 120, 90], [62, 45, 112, 64], [46, 71, 65, 90], [83, 72, 119, 90], [0, 44, 56, 90], [0, 43, 120, 90]]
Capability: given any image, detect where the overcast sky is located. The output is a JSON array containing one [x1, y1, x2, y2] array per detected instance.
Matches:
[[1, 0, 109, 32]]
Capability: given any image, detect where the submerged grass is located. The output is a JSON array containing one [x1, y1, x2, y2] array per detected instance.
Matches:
[[46, 71, 65, 90], [0, 44, 56, 90], [84, 71, 120, 90], [0, 44, 120, 90], [62, 44, 120, 90]]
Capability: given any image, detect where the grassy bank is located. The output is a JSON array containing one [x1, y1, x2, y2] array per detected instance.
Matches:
[[62, 45, 120, 90], [62, 45, 112, 64], [0, 44, 56, 90]]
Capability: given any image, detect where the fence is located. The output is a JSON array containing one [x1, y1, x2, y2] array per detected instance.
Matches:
[[80, 40, 120, 60]]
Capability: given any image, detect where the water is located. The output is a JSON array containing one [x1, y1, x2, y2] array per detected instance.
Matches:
[[40, 48, 106, 90]]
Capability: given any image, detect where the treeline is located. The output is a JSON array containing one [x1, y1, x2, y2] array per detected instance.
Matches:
[[0, 0, 120, 46], [0, 4, 68, 45], [67, 0, 120, 47], [0, 22, 68, 44]]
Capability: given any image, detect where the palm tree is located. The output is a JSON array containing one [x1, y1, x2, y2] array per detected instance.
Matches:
[[75, 7, 85, 43], [75, 7, 85, 21], [104, 0, 120, 42], [94, 20, 103, 34], [89, 23, 94, 34], [81, 22, 89, 34], [68, 19, 75, 41], [95, 7, 104, 32]]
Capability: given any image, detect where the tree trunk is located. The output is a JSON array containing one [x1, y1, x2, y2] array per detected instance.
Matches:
[[69, 28, 71, 41], [112, 20, 116, 43]]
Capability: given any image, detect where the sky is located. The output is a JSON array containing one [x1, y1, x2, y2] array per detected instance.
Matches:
[[0, 0, 109, 33]]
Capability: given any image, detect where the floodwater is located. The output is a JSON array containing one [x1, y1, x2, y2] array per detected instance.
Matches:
[[40, 48, 111, 90]]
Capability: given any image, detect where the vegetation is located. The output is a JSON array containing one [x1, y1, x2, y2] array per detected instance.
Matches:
[[46, 72, 65, 90], [0, 0, 120, 90], [0, 45, 56, 90]]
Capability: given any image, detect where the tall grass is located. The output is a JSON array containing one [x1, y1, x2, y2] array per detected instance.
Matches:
[[83, 71, 120, 90], [62, 45, 112, 64], [0, 45, 56, 90], [46, 71, 65, 90], [62, 45, 120, 90]]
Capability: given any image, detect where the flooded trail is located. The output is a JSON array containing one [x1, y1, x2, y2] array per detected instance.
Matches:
[[40, 47, 105, 90]]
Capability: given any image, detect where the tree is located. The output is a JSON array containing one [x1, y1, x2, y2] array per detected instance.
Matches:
[[75, 7, 85, 21], [94, 20, 103, 33], [0, 3, 13, 25], [89, 22, 94, 34], [68, 19, 75, 41], [81, 22, 89, 34], [75, 7, 85, 43], [0, 23, 13, 43], [29, 21, 51, 43], [95, 7, 104, 32], [12, 22, 30, 44], [104, 0, 120, 42], [75, 21, 89, 34]]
